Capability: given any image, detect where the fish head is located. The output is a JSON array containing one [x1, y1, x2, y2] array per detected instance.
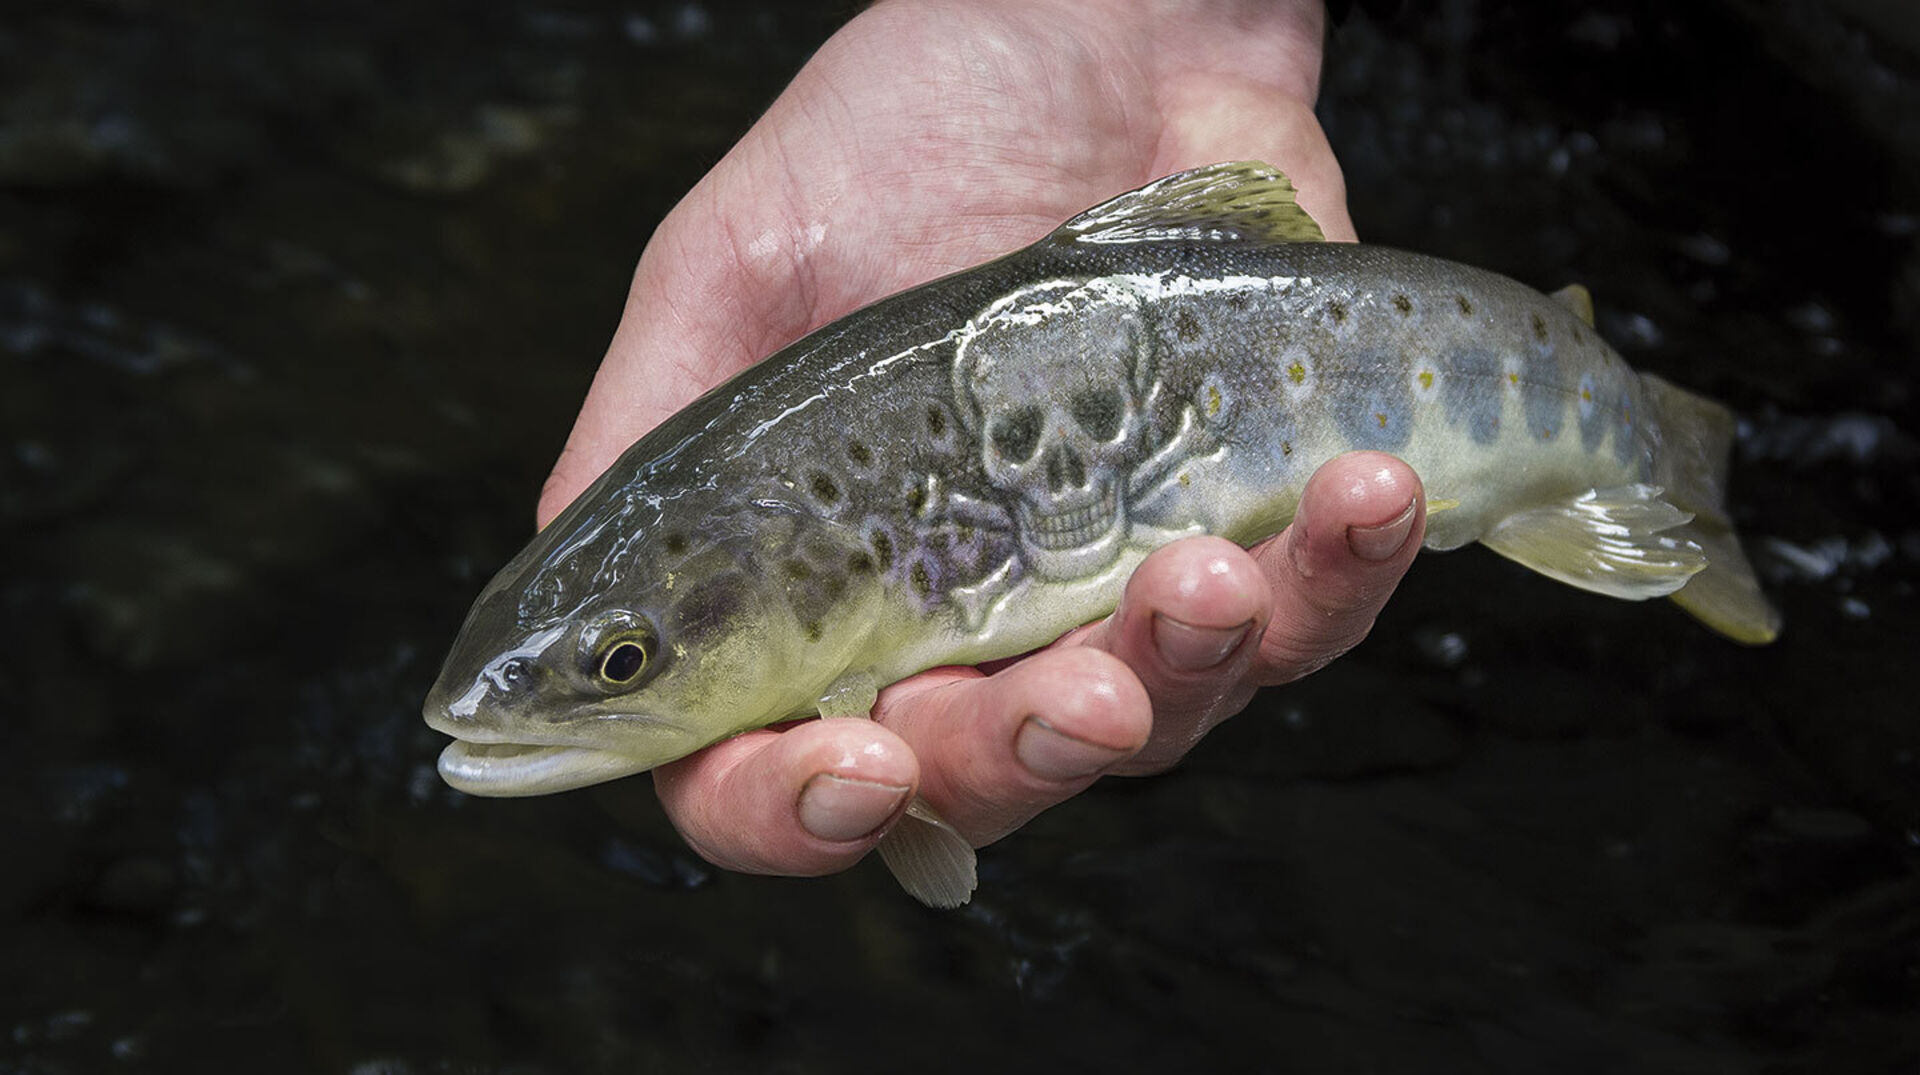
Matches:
[[423, 497, 821, 797]]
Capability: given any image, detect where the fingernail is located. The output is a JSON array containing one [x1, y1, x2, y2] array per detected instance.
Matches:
[[797, 774, 909, 842], [1016, 717, 1131, 781], [1152, 613, 1252, 672], [1347, 500, 1417, 561]]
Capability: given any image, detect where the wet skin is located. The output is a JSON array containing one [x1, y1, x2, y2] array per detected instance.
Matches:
[[529, 0, 1366, 879]]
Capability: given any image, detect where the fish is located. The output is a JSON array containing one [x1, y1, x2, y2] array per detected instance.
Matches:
[[423, 161, 1780, 908]]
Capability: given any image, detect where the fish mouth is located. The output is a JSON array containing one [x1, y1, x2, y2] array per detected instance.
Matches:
[[428, 709, 697, 797], [436, 739, 655, 796]]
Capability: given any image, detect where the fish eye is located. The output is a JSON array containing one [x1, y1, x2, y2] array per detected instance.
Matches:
[[599, 640, 650, 684], [579, 611, 660, 690]]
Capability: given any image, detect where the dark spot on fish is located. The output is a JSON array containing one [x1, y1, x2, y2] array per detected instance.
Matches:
[[809, 472, 840, 505], [663, 532, 689, 555], [784, 556, 852, 634], [848, 552, 876, 575], [926, 404, 948, 439], [1456, 295, 1473, 316], [1520, 348, 1564, 441], [1174, 308, 1202, 342], [1227, 291, 1252, 312], [1281, 440, 1292, 456], [1329, 301, 1349, 325], [906, 483, 928, 517], [910, 561, 933, 599], [1531, 313, 1550, 343], [819, 570, 848, 603], [1576, 374, 1609, 452], [1333, 351, 1413, 451], [847, 439, 872, 467], [672, 576, 747, 642], [1392, 294, 1413, 315], [802, 620, 823, 643], [870, 528, 894, 570], [1443, 348, 1503, 444]]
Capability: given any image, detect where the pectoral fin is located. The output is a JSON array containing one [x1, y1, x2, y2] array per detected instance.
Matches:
[[816, 673, 879, 719], [1481, 484, 1706, 600], [878, 799, 978, 909], [817, 673, 979, 908]]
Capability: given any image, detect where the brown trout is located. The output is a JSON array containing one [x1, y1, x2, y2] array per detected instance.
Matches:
[[423, 162, 1778, 907]]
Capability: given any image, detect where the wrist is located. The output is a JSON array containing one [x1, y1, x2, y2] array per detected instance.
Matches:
[[870, 0, 1327, 104]]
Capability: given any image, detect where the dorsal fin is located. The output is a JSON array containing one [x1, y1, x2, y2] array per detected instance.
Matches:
[[1053, 161, 1326, 247], [1551, 284, 1596, 326]]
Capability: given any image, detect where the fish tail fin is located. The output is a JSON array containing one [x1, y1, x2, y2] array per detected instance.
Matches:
[[1643, 374, 1781, 644]]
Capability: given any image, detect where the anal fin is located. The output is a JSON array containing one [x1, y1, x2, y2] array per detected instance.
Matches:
[[1481, 484, 1706, 600], [878, 798, 978, 909]]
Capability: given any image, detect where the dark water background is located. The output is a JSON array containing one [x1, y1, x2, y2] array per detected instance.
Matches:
[[5, 1, 1917, 1071]]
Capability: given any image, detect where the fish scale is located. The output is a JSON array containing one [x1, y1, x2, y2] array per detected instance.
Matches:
[[424, 162, 1779, 909]]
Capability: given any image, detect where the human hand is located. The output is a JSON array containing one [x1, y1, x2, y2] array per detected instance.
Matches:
[[539, 0, 1423, 877]]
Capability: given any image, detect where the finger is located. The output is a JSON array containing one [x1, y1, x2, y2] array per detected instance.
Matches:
[[1068, 537, 1273, 774], [652, 717, 918, 876], [874, 648, 1153, 847], [1254, 450, 1425, 682]]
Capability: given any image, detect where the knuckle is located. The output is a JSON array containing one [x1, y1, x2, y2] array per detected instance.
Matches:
[[1257, 615, 1377, 686]]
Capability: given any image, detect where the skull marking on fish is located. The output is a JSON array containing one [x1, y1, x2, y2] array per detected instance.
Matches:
[[955, 279, 1155, 581]]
